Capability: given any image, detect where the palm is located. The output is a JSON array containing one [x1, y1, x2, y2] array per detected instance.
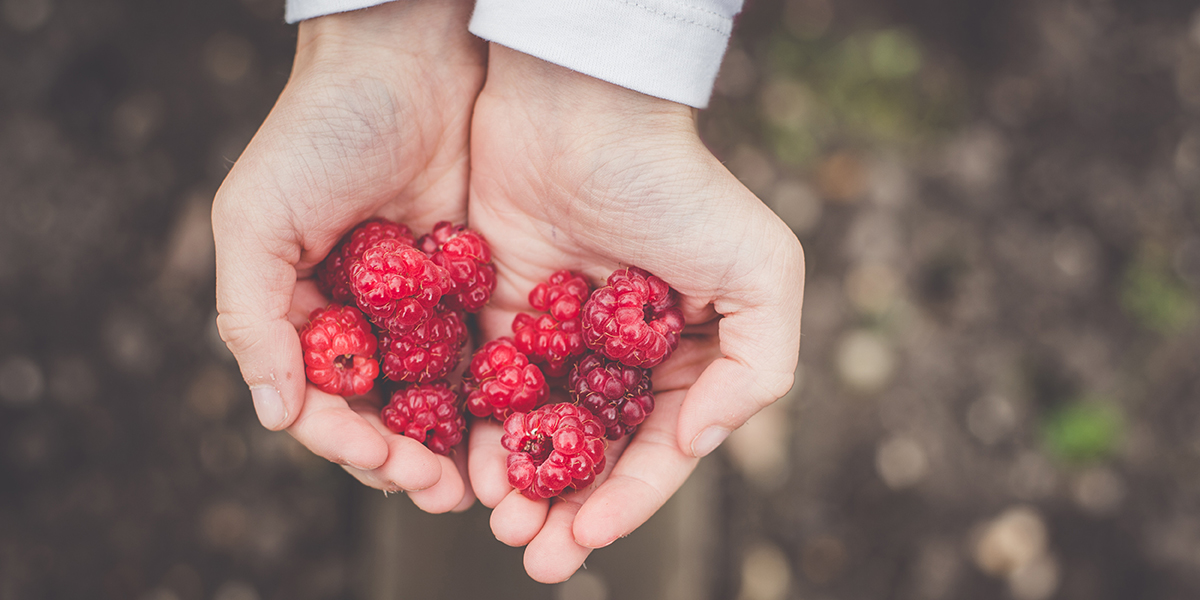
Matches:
[[213, 1, 484, 512], [464, 48, 804, 581]]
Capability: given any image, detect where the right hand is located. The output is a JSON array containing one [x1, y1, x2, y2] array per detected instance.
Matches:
[[211, 0, 484, 513]]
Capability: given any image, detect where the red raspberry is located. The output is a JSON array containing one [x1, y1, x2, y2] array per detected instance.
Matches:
[[316, 218, 415, 303], [568, 353, 655, 440], [300, 304, 379, 396], [381, 382, 465, 455], [349, 238, 450, 333], [418, 221, 496, 313], [502, 403, 607, 499], [581, 267, 685, 368], [463, 338, 549, 420], [529, 270, 591, 314], [378, 308, 469, 383], [512, 270, 591, 377]]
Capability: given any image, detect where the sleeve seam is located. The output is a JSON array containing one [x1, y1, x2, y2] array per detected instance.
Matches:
[[609, 0, 732, 35]]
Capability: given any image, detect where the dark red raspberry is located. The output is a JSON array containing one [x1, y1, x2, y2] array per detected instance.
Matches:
[[502, 403, 607, 499], [316, 218, 415, 303], [463, 338, 548, 420], [582, 267, 685, 368], [568, 353, 655, 440], [349, 238, 450, 333], [512, 270, 591, 377], [381, 381, 465, 455], [378, 308, 469, 383], [418, 221, 496, 312], [300, 304, 379, 396]]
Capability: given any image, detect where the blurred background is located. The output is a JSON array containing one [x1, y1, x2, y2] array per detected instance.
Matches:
[[2, 0, 1199, 598]]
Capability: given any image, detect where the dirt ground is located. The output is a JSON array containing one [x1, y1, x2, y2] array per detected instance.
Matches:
[[3, 0, 1200, 598]]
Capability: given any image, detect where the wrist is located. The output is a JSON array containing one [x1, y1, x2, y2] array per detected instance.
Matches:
[[481, 45, 697, 140], [295, 0, 481, 77]]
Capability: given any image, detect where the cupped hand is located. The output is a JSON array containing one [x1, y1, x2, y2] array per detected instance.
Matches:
[[212, 0, 483, 512], [466, 46, 806, 581]]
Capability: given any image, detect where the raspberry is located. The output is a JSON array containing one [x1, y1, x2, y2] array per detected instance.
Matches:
[[381, 381, 465, 455], [568, 353, 654, 440], [502, 403, 607, 499], [300, 304, 379, 396], [378, 308, 469, 383], [349, 238, 450, 333], [512, 270, 591, 377], [529, 270, 591, 314], [316, 218, 415, 303], [581, 267, 685, 368], [418, 221, 496, 312], [463, 338, 549, 420]]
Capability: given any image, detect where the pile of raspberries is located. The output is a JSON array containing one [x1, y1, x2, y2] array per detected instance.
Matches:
[[299, 218, 685, 499]]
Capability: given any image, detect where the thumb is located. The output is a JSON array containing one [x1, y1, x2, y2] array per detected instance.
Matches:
[[213, 186, 306, 431], [675, 216, 806, 458]]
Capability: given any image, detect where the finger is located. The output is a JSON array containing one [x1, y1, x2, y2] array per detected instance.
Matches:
[[450, 443, 477, 512], [490, 490, 550, 546], [468, 419, 513, 508], [285, 387, 390, 470], [407, 454, 467, 514], [338, 433, 441, 492], [675, 221, 805, 457], [517, 434, 628, 580], [571, 390, 697, 549], [211, 164, 315, 431], [523, 498, 593, 584], [348, 397, 464, 508]]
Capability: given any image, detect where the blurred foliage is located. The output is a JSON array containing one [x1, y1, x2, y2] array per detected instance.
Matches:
[[1120, 244, 1196, 334], [1041, 401, 1124, 464], [760, 27, 966, 165]]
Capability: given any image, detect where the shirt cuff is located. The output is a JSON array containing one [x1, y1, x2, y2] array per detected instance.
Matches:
[[469, 0, 737, 109], [285, 0, 398, 24]]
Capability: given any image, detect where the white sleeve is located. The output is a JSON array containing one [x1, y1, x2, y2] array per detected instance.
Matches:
[[284, 0, 743, 109], [285, 0, 396, 24], [469, 0, 741, 108]]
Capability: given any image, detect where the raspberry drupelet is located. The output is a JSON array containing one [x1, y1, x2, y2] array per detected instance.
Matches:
[[382, 382, 465, 455], [300, 304, 379, 396], [463, 338, 549, 420], [512, 270, 590, 377], [378, 307, 469, 383], [349, 238, 450, 334], [316, 218, 415, 303], [582, 267, 685, 368], [418, 221, 496, 313], [568, 353, 655, 440], [502, 403, 607, 499]]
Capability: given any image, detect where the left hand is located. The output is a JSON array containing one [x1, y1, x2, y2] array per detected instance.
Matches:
[[464, 46, 806, 582]]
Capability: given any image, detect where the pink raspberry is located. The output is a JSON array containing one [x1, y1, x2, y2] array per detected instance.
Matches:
[[581, 267, 685, 368], [381, 382, 465, 455], [316, 218, 415, 303], [463, 338, 548, 420], [418, 221, 496, 313], [502, 403, 607, 499], [349, 238, 450, 333], [512, 270, 591, 377], [378, 308, 469, 383], [300, 304, 379, 397], [568, 353, 654, 440]]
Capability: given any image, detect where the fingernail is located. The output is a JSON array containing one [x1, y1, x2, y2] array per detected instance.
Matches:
[[691, 426, 731, 457], [250, 386, 287, 429], [586, 538, 617, 549]]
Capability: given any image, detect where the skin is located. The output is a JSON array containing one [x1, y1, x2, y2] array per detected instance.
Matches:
[[212, 0, 484, 513], [213, 4, 806, 583], [466, 46, 805, 582]]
